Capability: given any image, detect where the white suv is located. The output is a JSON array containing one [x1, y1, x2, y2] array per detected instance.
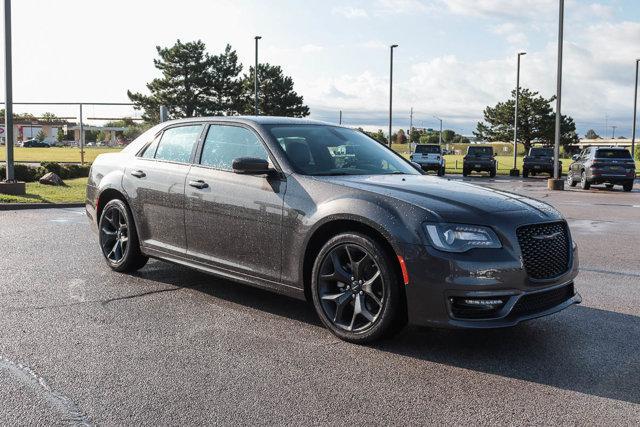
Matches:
[[410, 144, 446, 176]]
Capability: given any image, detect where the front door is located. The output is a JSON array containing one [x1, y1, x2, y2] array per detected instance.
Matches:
[[122, 123, 204, 255], [184, 123, 285, 282]]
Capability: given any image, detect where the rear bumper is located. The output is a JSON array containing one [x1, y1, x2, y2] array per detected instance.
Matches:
[[588, 173, 635, 184], [399, 241, 580, 329]]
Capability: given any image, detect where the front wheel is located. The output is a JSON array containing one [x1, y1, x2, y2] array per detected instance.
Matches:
[[567, 170, 578, 187], [437, 166, 445, 176], [522, 169, 529, 178], [99, 199, 148, 272], [623, 181, 634, 192], [311, 233, 403, 344], [489, 168, 496, 178]]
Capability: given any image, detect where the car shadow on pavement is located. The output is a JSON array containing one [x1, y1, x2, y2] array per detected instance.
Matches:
[[133, 261, 322, 327], [134, 262, 640, 405], [376, 306, 640, 405]]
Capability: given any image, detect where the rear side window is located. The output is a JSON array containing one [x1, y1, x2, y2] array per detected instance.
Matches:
[[595, 149, 631, 159], [154, 125, 203, 163], [200, 125, 269, 170]]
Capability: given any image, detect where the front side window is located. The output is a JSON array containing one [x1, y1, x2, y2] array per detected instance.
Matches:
[[200, 125, 269, 170], [153, 125, 203, 163], [265, 125, 419, 176]]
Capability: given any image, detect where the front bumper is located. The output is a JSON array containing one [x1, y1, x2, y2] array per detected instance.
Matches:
[[399, 241, 580, 328]]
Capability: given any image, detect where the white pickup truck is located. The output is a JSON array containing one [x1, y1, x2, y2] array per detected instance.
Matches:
[[410, 144, 446, 176]]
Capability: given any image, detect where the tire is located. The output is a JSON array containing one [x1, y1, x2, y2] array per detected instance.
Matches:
[[580, 170, 590, 190], [605, 183, 614, 190], [98, 199, 148, 272], [462, 168, 469, 177], [566, 170, 578, 187], [437, 166, 445, 177], [311, 232, 403, 344], [489, 168, 496, 178], [623, 181, 634, 192], [522, 169, 529, 178]]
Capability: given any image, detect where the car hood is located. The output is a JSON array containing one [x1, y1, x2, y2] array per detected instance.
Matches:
[[318, 174, 561, 223]]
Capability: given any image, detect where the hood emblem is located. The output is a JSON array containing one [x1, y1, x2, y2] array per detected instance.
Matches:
[[532, 231, 562, 240]]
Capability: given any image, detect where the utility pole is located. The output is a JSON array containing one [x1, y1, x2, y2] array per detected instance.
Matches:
[[549, 0, 564, 190], [611, 125, 617, 139], [388, 44, 398, 147], [254, 36, 261, 116], [433, 116, 443, 145], [632, 59, 639, 157], [339, 110, 342, 125], [79, 103, 85, 165], [511, 52, 526, 177], [409, 107, 413, 147]]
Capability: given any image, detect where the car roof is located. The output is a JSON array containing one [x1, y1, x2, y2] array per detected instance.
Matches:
[[158, 116, 336, 127]]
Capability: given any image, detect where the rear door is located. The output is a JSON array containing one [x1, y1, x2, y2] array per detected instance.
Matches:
[[184, 123, 285, 282], [122, 123, 204, 256]]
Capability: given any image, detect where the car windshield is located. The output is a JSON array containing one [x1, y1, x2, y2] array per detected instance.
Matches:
[[595, 149, 632, 159], [530, 148, 553, 157], [265, 125, 420, 176], [414, 145, 440, 154], [468, 147, 493, 156]]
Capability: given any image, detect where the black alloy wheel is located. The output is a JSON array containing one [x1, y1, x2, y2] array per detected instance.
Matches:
[[311, 233, 402, 343], [99, 199, 148, 272]]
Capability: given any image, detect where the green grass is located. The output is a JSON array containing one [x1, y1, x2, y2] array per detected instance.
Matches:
[[0, 177, 87, 204], [0, 146, 122, 163]]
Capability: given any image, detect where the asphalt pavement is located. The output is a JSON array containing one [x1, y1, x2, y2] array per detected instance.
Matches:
[[1, 176, 639, 425]]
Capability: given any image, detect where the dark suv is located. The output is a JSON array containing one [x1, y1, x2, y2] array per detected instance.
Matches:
[[567, 146, 635, 191], [463, 146, 496, 177], [522, 147, 561, 178]]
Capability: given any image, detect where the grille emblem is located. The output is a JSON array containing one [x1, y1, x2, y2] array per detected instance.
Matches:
[[532, 231, 562, 241]]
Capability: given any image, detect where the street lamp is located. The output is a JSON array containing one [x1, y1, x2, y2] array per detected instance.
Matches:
[[549, 0, 564, 190], [3, 0, 14, 183], [433, 116, 443, 145], [254, 36, 262, 116], [632, 58, 639, 158], [388, 44, 398, 147], [511, 52, 526, 177]]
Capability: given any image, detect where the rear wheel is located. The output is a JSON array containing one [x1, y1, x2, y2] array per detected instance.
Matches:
[[489, 168, 496, 178], [580, 170, 590, 190], [522, 169, 529, 178], [462, 168, 469, 177], [99, 199, 148, 272], [311, 233, 403, 344], [623, 181, 634, 192]]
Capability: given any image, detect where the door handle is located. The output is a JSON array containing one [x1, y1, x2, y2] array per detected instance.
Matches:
[[188, 180, 209, 189], [130, 170, 146, 178]]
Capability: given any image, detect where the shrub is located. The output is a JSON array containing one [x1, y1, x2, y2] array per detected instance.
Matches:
[[0, 162, 90, 182], [635, 145, 640, 161]]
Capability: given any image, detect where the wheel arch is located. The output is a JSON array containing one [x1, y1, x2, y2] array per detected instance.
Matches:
[[96, 188, 129, 225], [301, 217, 406, 308]]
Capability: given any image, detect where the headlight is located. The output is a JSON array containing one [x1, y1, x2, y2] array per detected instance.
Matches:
[[423, 223, 502, 253]]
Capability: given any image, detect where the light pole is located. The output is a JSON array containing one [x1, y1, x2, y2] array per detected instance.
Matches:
[[254, 36, 261, 116], [433, 116, 442, 144], [511, 52, 526, 177], [632, 59, 639, 158], [549, 0, 564, 190], [388, 44, 398, 147], [3, 0, 14, 182], [339, 110, 342, 125]]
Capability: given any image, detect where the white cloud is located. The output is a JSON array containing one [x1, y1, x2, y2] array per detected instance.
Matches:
[[331, 6, 369, 19], [300, 44, 324, 53], [442, 0, 557, 20], [374, 0, 432, 15], [490, 22, 528, 46]]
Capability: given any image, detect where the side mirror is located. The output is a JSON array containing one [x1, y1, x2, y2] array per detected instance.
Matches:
[[232, 157, 272, 175], [571, 154, 579, 161]]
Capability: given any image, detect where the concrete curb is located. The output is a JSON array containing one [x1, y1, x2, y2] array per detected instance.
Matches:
[[0, 202, 84, 211]]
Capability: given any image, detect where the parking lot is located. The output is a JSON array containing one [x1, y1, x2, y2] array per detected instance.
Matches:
[[1, 176, 639, 425]]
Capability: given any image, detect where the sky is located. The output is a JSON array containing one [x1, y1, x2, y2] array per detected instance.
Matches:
[[1, 0, 639, 137]]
